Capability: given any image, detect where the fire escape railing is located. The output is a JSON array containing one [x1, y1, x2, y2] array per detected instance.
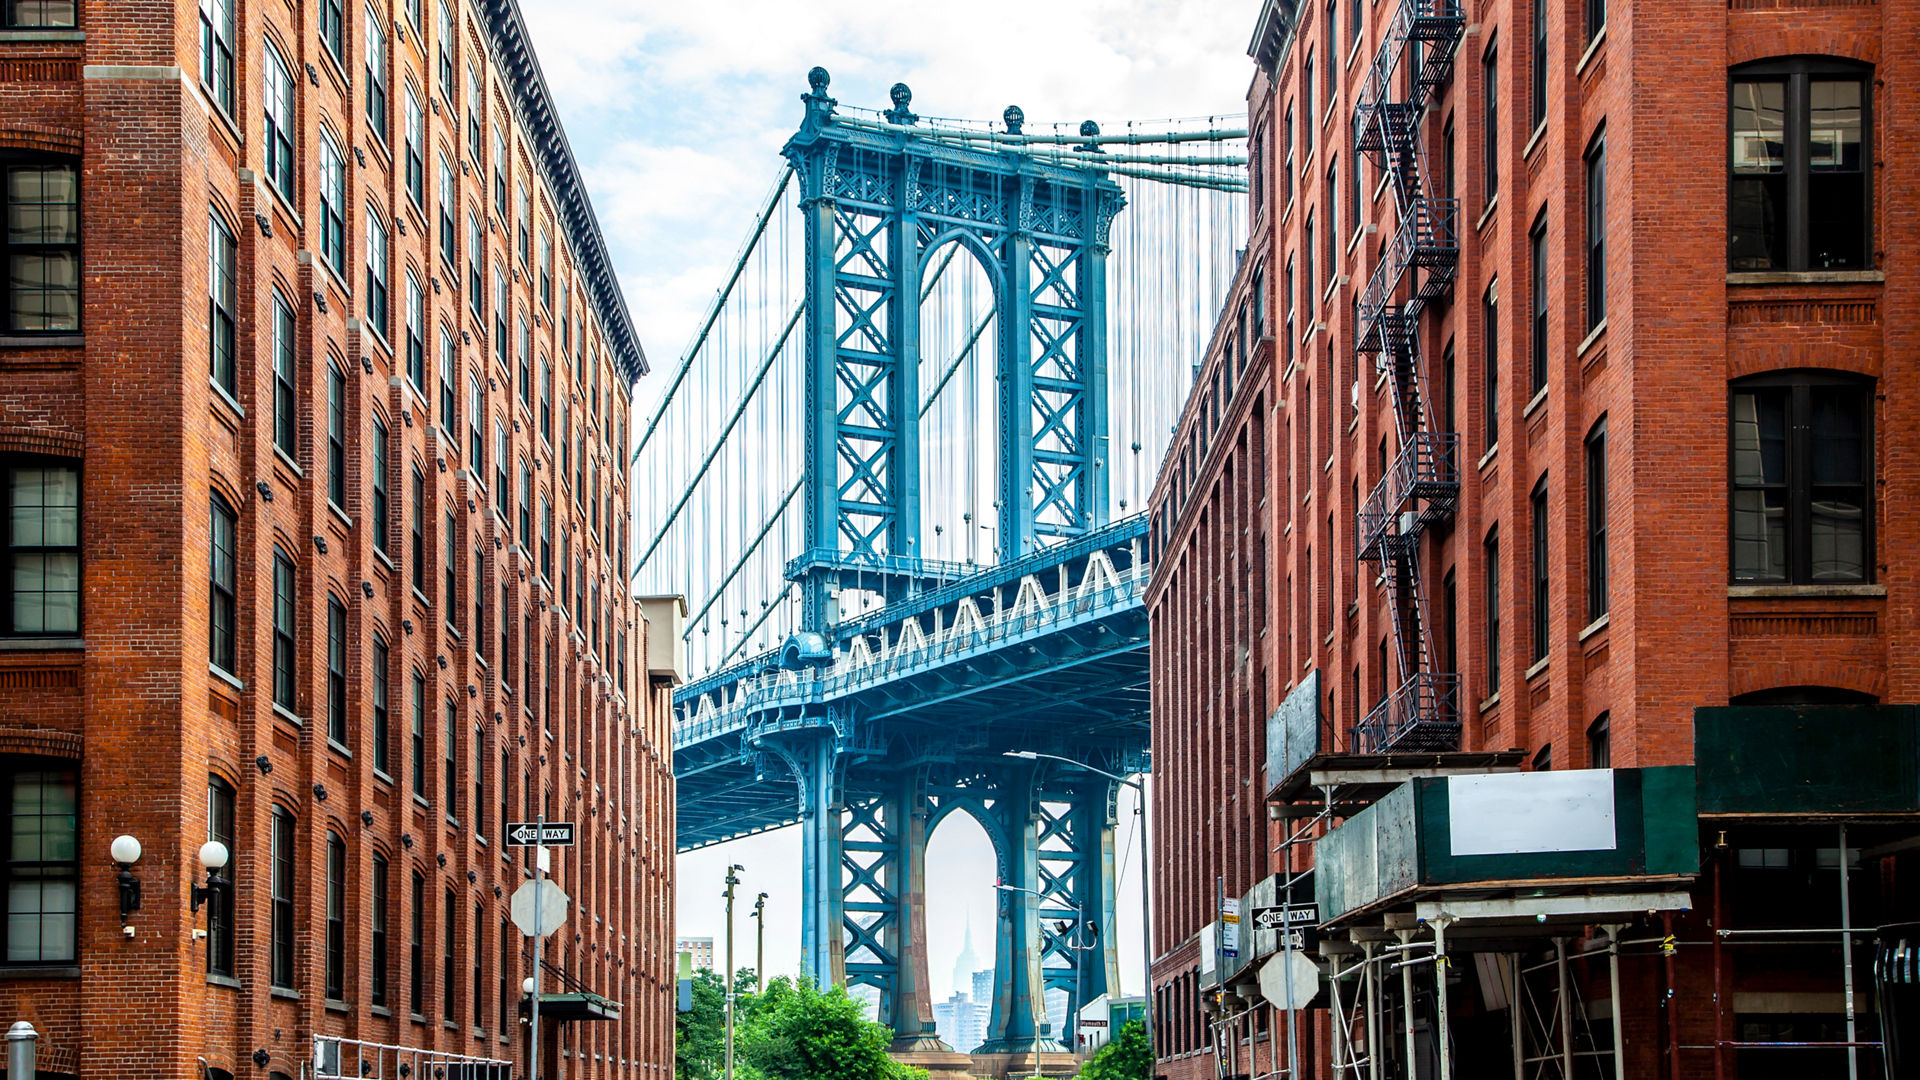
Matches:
[[1350, 0, 1465, 756]]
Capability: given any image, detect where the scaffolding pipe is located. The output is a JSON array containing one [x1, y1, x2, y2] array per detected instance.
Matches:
[[631, 165, 793, 466], [1839, 822, 1859, 1080], [1432, 918, 1453, 1080], [1366, 942, 1381, 1080], [1329, 953, 1348, 1079], [1662, 913, 1683, 1080], [1398, 930, 1417, 1080], [1557, 938, 1575, 1080], [1605, 925, 1627, 1080], [1509, 954, 1523, 1080]]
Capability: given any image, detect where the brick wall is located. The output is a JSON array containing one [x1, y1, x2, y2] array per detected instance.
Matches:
[[0, 1, 675, 1077]]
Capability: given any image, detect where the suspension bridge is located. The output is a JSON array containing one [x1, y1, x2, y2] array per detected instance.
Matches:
[[632, 68, 1246, 1075]]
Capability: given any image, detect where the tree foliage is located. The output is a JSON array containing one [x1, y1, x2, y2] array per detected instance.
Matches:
[[676, 971, 924, 1080], [1074, 1020, 1152, 1080]]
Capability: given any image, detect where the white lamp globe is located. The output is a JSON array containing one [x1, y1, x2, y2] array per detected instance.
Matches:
[[523, 977, 536, 995], [199, 840, 230, 871], [110, 835, 142, 866]]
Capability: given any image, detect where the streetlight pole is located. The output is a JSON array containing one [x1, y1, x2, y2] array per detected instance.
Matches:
[[1003, 751, 1155, 1061], [752, 892, 768, 991], [724, 865, 744, 1080]]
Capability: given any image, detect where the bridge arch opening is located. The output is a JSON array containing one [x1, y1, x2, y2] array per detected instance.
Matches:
[[924, 798, 1001, 1052], [917, 235, 1001, 569]]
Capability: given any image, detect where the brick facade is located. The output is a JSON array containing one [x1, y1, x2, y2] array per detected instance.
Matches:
[[0, 2, 676, 1079], [1146, 0, 1920, 1076]]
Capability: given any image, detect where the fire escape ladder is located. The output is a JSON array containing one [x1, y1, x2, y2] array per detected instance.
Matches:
[[1351, 0, 1464, 756]]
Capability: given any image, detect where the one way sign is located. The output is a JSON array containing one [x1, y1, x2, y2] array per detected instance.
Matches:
[[504, 821, 576, 847]]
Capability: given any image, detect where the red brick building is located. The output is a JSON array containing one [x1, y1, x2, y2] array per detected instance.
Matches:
[[0, 1, 680, 1078], [1147, 0, 1919, 1077]]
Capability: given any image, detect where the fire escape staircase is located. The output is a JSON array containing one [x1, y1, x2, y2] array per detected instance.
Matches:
[[1351, 0, 1465, 755]]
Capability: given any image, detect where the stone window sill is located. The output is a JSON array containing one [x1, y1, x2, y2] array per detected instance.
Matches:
[[1727, 270, 1884, 286], [0, 637, 82, 652], [1728, 583, 1885, 599], [0, 334, 83, 349]]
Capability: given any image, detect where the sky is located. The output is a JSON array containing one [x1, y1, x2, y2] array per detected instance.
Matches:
[[514, 0, 1255, 1003]]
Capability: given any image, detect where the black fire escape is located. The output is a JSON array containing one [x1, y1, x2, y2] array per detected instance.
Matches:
[[1351, 0, 1465, 753]]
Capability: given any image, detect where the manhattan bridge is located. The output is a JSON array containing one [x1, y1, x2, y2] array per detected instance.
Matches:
[[631, 68, 1246, 1072]]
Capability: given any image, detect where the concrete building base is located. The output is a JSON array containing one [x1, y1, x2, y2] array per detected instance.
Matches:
[[888, 1045, 980, 1080], [968, 1049, 1080, 1078]]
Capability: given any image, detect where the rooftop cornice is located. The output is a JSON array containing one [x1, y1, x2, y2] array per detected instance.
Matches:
[[481, 0, 648, 386]]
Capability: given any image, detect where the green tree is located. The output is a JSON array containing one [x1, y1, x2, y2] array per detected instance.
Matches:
[[1074, 1019, 1151, 1080], [675, 967, 759, 1080], [735, 977, 927, 1080]]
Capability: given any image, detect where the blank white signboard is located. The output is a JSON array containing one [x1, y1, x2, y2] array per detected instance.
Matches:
[[1447, 769, 1618, 856]]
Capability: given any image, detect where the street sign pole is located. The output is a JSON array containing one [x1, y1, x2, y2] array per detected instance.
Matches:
[[530, 813, 544, 1080]]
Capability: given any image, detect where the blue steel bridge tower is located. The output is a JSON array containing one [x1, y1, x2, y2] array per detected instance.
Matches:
[[663, 69, 1246, 1072]]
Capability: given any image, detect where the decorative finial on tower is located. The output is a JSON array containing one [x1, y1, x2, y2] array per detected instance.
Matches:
[[800, 66, 837, 135], [885, 82, 918, 125], [1076, 120, 1105, 154], [1003, 105, 1025, 135]]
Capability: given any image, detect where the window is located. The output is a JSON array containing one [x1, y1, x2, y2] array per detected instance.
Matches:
[[1482, 280, 1498, 450], [1529, 215, 1547, 395], [1303, 51, 1314, 153], [516, 183, 530, 266], [469, 373, 485, 472], [404, 85, 425, 208], [410, 671, 427, 796], [373, 635, 391, 775], [518, 461, 531, 545], [272, 550, 296, 711], [366, 208, 390, 339], [1587, 0, 1605, 43], [373, 416, 391, 556], [438, 155, 457, 268], [473, 726, 486, 839], [406, 271, 425, 390], [1530, 479, 1549, 663], [209, 493, 236, 670], [327, 362, 347, 507], [1303, 215, 1315, 313], [325, 831, 345, 999], [326, 596, 347, 744], [1585, 133, 1606, 331], [262, 42, 296, 196], [473, 903, 486, 1029], [319, 131, 346, 276], [439, 328, 457, 435], [444, 512, 457, 625], [1586, 418, 1608, 620], [437, 1, 454, 93], [3, 0, 73, 26], [319, 0, 344, 64], [206, 776, 235, 976], [539, 229, 553, 308], [540, 358, 553, 441], [467, 211, 483, 311], [1587, 712, 1611, 768], [498, 914, 511, 1032], [473, 546, 486, 660], [540, 498, 552, 580], [209, 213, 237, 394], [493, 128, 508, 216], [1484, 528, 1501, 696], [1532, 744, 1552, 771], [444, 699, 458, 817], [466, 66, 484, 163], [270, 807, 294, 988], [5, 461, 77, 637], [442, 889, 457, 1021], [2, 763, 76, 964], [494, 420, 508, 511], [411, 467, 427, 593], [409, 871, 425, 1015], [1731, 372, 1872, 584], [1530, 0, 1547, 132], [1482, 48, 1498, 207], [371, 853, 390, 1008], [3, 159, 79, 333], [269, 291, 298, 457], [493, 269, 508, 369], [1730, 60, 1870, 271], [198, 0, 235, 114], [364, 6, 388, 143]]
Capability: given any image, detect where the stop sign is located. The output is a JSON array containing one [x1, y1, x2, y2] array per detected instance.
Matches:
[[510, 879, 570, 937]]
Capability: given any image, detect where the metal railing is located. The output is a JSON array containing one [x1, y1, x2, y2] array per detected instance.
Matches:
[[1353, 672, 1461, 754], [312, 1038, 511, 1080], [1356, 433, 1461, 561]]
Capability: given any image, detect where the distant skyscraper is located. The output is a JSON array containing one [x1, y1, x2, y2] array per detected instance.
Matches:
[[950, 911, 983, 994], [971, 967, 994, 1004]]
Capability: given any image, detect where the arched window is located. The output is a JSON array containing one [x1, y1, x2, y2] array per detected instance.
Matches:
[[1730, 58, 1871, 271], [1730, 371, 1873, 584]]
